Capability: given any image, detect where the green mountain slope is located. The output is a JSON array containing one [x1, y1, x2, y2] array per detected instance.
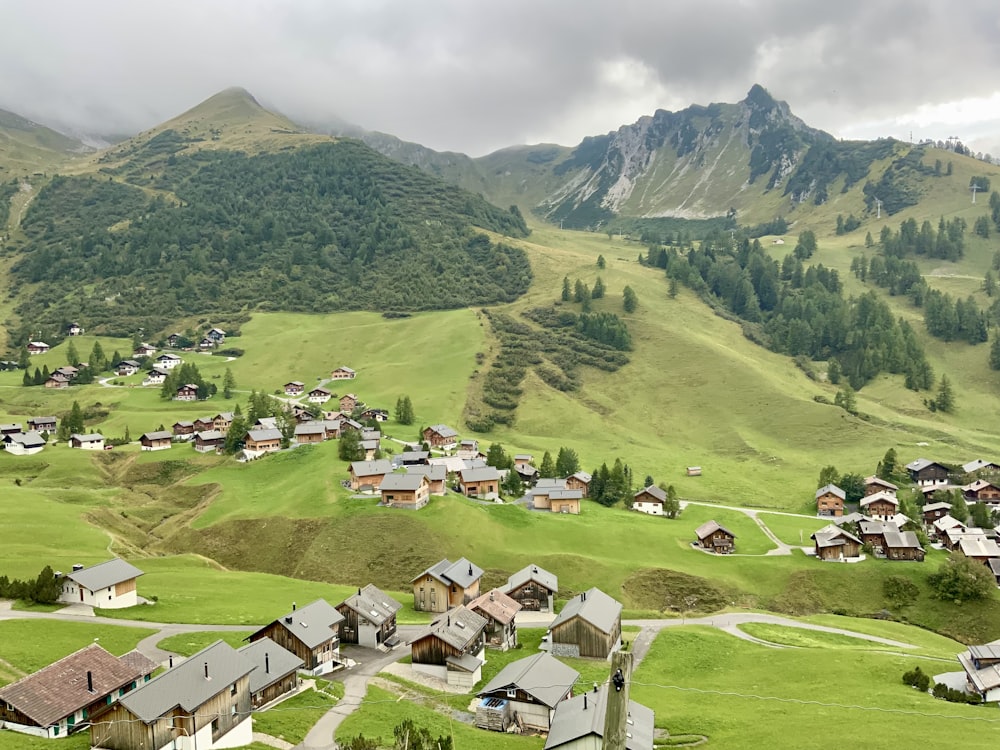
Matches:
[[0, 108, 88, 177]]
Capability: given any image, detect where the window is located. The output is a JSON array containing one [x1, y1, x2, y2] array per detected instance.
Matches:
[[53, 726, 59, 736], [506, 688, 516, 698], [231, 704, 237, 715], [230, 683, 237, 696], [211, 718, 219, 733]]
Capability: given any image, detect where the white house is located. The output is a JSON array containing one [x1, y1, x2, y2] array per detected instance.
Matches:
[[143, 367, 169, 386], [57, 559, 143, 609], [632, 485, 667, 516], [69, 433, 105, 450], [3, 431, 46, 456], [155, 353, 182, 370]]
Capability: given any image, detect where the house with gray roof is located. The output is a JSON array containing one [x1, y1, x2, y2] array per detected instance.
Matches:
[[959, 643, 1000, 702], [69, 433, 105, 450], [249, 599, 345, 676], [422, 424, 459, 449], [404, 463, 447, 494], [459, 465, 501, 499], [816, 484, 846, 517], [349, 459, 394, 491], [27, 416, 57, 433], [694, 520, 736, 553], [544, 686, 654, 750], [236, 637, 304, 708], [505, 563, 558, 612], [412, 558, 484, 613], [409, 605, 488, 689], [89, 641, 254, 750], [244, 428, 282, 453], [57, 559, 143, 609], [0, 643, 155, 739], [811, 524, 863, 561], [906, 458, 951, 486], [476, 652, 579, 732], [139, 430, 173, 451], [335, 584, 403, 649], [3, 430, 46, 456], [379, 472, 431, 510], [547, 587, 622, 659], [633, 485, 667, 516]]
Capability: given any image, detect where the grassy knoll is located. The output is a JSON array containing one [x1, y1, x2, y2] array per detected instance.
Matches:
[[757, 512, 833, 546], [800, 614, 965, 659], [251, 684, 339, 745], [738, 622, 907, 650], [155, 630, 252, 656], [632, 626, 994, 750], [0, 620, 156, 679]]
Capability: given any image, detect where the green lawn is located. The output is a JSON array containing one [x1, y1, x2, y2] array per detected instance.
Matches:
[[757, 512, 832, 546], [155, 630, 253, 656], [0, 620, 156, 679], [737, 622, 906, 650], [251, 685, 339, 745], [0, 730, 90, 749]]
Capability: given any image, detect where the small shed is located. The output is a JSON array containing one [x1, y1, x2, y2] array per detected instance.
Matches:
[[686, 466, 702, 476]]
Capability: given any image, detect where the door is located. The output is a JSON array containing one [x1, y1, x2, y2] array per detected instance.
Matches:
[[80, 588, 85, 602]]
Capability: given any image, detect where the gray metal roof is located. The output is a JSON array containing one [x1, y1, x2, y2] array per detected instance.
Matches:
[[294, 423, 326, 435], [535, 478, 568, 490], [141, 431, 173, 441], [964, 458, 1000, 473], [960, 652, 1000, 692], [71, 433, 104, 443], [544, 687, 654, 750], [427, 424, 458, 438], [858, 520, 897, 535], [350, 459, 393, 477], [861, 491, 899, 507], [410, 605, 488, 651], [460, 466, 501, 483], [379, 473, 427, 492], [400, 451, 430, 462], [922, 501, 953, 512], [258, 599, 345, 650], [634, 485, 666, 502], [478, 652, 579, 708], [446, 652, 484, 672], [405, 465, 447, 482], [247, 428, 282, 442], [197, 430, 225, 441], [336, 584, 402, 626], [549, 587, 621, 634], [811, 525, 862, 546], [119, 641, 255, 723], [548, 489, 583, 501], [28, 416, 57, 425], [5, 431, 45, 448], [505, 564, 558, 594], [237, 638, 304, 695], [67, 559, 143, 592], [815, 484, 845, 500], [569, 471, 592, 483], [694, 520, 735, 540], [882, 530, 923, 550], [411, 557, 483, 587]]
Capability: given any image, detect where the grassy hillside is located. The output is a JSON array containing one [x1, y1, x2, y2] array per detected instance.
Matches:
[[0, 108, 87, 178]]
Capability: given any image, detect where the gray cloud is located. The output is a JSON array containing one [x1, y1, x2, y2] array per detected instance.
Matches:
[[0, 0, 997, 155]]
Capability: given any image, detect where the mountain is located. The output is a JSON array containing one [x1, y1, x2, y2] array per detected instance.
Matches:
[[0, 107, 89, 176]]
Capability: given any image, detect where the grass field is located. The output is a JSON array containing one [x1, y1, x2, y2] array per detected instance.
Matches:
[[155, 630, 252, 656], [737, 622, 910, 651], [757, 512, 833, 546], [251, 684, 340, 745]]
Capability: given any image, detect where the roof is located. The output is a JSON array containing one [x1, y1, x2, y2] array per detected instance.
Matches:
[[157, 353, 181, 360], [336, 584, 402, 626], [959, 538, 1000, 559], [428, 455, 468, 473], [247, 428, 282, 442], [549, 587, 621, 635], [965, 479, 1000, 493], [309, 386, 332, 395], [883, 530, 923, 551], [468, 588, 522, 625], [379, 473, 428, 492], [197, 430, 225, 441], [460, 466, 501, 483], [446, 652, 484, 672], [351, 459, 393, 477], [332, 366, 355, 373], [815, 484, 845, 500], [141, 431, 173, 441], [426, 424, 458, 438], [834, 512, 869, 526], [5, 431, 45, 448], [237, 638, 305, 694], [506, 564, 558, 594], [29, 416, 57, 425], [119, 641, 255, 723], [410, 605, 488, 651], [295, 423, 326, 436], [923, 501, 953, 512], [933, 515, 965, 532], [513, 453, 532, 461], [214, 412, 235, 421], [858, 520, 898, 536], [960, 652, 1000, 693], [861, 491, 899, 508], [411, 557, 484, 587], [0, 644, 155, 729], [477, 652, 579, 708], [694, 520, 735, 540], [71, 433, 104, 443], [634, 485, 666, 503], [256, 417, 278, 429], [544, 687, 655, 750], [405, 464, 447, 482], [906, 458, 947, 472], [66, 559, 143, 591], [964, 459, 999, 473], [536, 478, 568, 490], [258, 599, 345, 650], [173, 421, 194, 428], [569, 471, 593, 483], [400, 450, 430, 461], [811, 524, 862, 547]]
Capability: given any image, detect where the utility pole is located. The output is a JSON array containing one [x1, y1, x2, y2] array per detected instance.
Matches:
[[602, 650, 634, 750]]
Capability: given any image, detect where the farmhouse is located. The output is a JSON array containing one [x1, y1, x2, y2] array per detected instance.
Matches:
[[861, 491, 899, 520], [864, 475, 899, 495], [457, 439, 481, 459], [547, 587, 622, 660], [45, 373, 70, 389], [335, 584, 402, 649], [469, 588, 522, 651], [361, 408, 389, 422], [0, 644, 155, 739], [139, 431, 172, 451], [89, 641, 254, 750], [882, 530, 925, 561], [195, 416, 216, 433], [244, 428, 282, 453], [475, 653, 578, 733], [249, 599, 345, 675], [565, 471, 592, 496], [459, 465, 501, 499], [815, 484, 845, 516], [409, 605, 488, 689], [545, 489, 583, 514], [694, 520, 736, 554], [531, 478, 568, 509], [330, 366, 356, 379], [349, 459, 394, 491], [504, 564, 558, 612], [958, 537, 1000, 564], [166, 333, 182, 347], [67, 322, 83, 336], [963, 459, 1000, 477], [174, 383, 199, 401], [57, 559, 143, 609], [69, 433, 105, 450], [195, 430, 225, 453], [172, 420, 195, 437], [906, 458, 951, 486], [858, 519, 895, 551], [423, 424, 459, 449], [133, 343, 157, 357], [959, 644, 1000, 702], [944, 526, 989, 551], [544, 686, 655, 750], [213, 412, 235, 433], [412, 557, 484, 613], [294, 422, 326, 445], [206, 327, 226, 343], [339, 393, 359, 412], [964, 479, 1000, 503], [633, 485, 667, 516], [116, 359, 141, 376], [308, 386, 332, 404], [143, 367, 168, 385], [155, 353, 182, 369], [811, 524, 863, 561], [26, 341, 50, 355], [236, 637, 304, 708], [3, 431, 45, 455], [405, 464, 447, 494], [0, 422, 21, 436], [198, 336, 215, 349], [400, 450, 430, 465], [380, 473, 431, 510], [27, 416, 56, 433], [284, 381, 305, 396], [923, 501, 954, 526]]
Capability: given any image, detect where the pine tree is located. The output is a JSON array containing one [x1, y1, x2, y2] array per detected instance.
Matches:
[[486, 442, 510, 469], [668, 277, 679, 299], [22, 369, 32, 387], [934, 374, 955, 413], [17, 345, 29, 370], [223, 368, 236, 399], [990, 336, 1000, 371], [561, 276, 571, 302], [89, 341, 107, 373], [622, 286, 638, 313], [123, 425, 131, 443], [66, 340, 79, 366], [555, 447, 580, 477], [67, 401, 85, 434], [592, 277, 605, 299], [394, 395, 414, 425], [338, 429, 363, 461], [538, 451, 556, 478], [827, 359, 842, 385], [32, 367, 42, 385], [662, 484, 681, 518], [573, 279, 586, 303], [597, 254, 606, 269]]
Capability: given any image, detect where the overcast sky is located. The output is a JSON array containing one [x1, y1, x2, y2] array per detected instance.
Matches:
[[2, 0, 998, 157]]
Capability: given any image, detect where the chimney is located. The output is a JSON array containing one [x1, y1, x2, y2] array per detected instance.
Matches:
[[265, 653, 270, 674], [489, 591, 494, 601], [87, 671, 94, 693], [292, 602, 297, 611], [593, 683, 598, 693], [169, 656, 173, 668], [284, 616, 293, 624], [72, 563, 84, 572], [447, 615, 451, 627], [532, 566, 538, 573], [204, 662, 210, 680], [468, 564, 473, 576], [583, 694, 588, 710], [581, 591, 586, 602], [357, 587, 362, 595]]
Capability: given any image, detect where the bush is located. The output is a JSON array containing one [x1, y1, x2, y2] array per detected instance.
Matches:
[[932, 682, 982, 704], [902, 666, 930, 692]]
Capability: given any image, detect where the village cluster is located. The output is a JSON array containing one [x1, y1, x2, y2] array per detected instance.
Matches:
[[0, 557, 650, 749]]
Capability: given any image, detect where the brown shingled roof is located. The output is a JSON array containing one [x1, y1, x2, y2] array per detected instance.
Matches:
[[468, 588, 522, 625]]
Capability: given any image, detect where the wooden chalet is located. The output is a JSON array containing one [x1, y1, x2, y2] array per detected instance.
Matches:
[[154, 353, 182, 369], [459, 465, 501, 499], [205, 327, 226, 343], [330, 366, 356, 379], [348, 459, 393, 491], [922, 501, 953, 526], [959, 537, 1000, 564], [335, 584, 402, 649], [400, 450, 431, 466], [547, 587, 622, 660], [403, 464, 447, 494], [284, 381, 305, 396], [964, 479, 1000, 503], [963, 459, 1000, 478], [249, 599, 344, 675], [469, 588, 522, 650], [0, 422, 22, 436], [565, 471, 592, 496], [69, 433, 105, 450], [27, 416, 57, 433], [195, 430, 225, 453], [633, 485, 667, 516], [236, 637, 303, 708], [244, 428, 282, 453], [457, 439, 481, 459], [861, 491, 899, 520], [694, 520, 736, 554], [811, 524, 863, 561], [139, 431, 172, 451], [143, 367, 168, 386], [959, 644, 1000, 703], [166, 332, 182, 348], [174, 383, 199, 401], [412, 557, 484, 613], [308, 386, 332, 404], [212, 412, 234, 433], [505, 564, 558, 612], [544, 687, 655, 750], [815, 484, 845, 517], [361, 407, 389, 422], [543, 489, 582, 514], [294, 422, 326, 445], [422, 423, 459, 449], [3, 431, 46, 456], [193, 416, 215, 432], [858, 519, 894, 551], [882, 530, 925, 561], [133, 343, 157, 357], [906, 458, 951, 487], [379, 473, 431, 510], [0, 644, 155, 739], [532, 478, 568, 510], [67, 322, 83, 336], [172, 420, 195, 437], [944, 526, 989, 551], [116, 359, 141, 376], [475, 653, 578, 733], [45, 373, 70, 389], [89, 641, 254, 750], [339, 393, 359, 412], [409, 605, 488, 689], [26, 341, 50, 355]]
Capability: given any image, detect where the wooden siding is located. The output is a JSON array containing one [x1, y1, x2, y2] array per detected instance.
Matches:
[[816, 539, 862, 560], [550, 616, 621, 659], [452, 579, 480, 608], [565, 477, 590, 496], [336, 605, 397, 646], [252, 673, 298, 708], [816, 492, 844, 516], [413, 577, 450, 613], [507, 581, 555, 611], [114, 578, 136, 597], [250, 623, 337, 671], [411, 633, 484, 667], [866, 499, 897, 517], [551, 498, 580, 515]]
